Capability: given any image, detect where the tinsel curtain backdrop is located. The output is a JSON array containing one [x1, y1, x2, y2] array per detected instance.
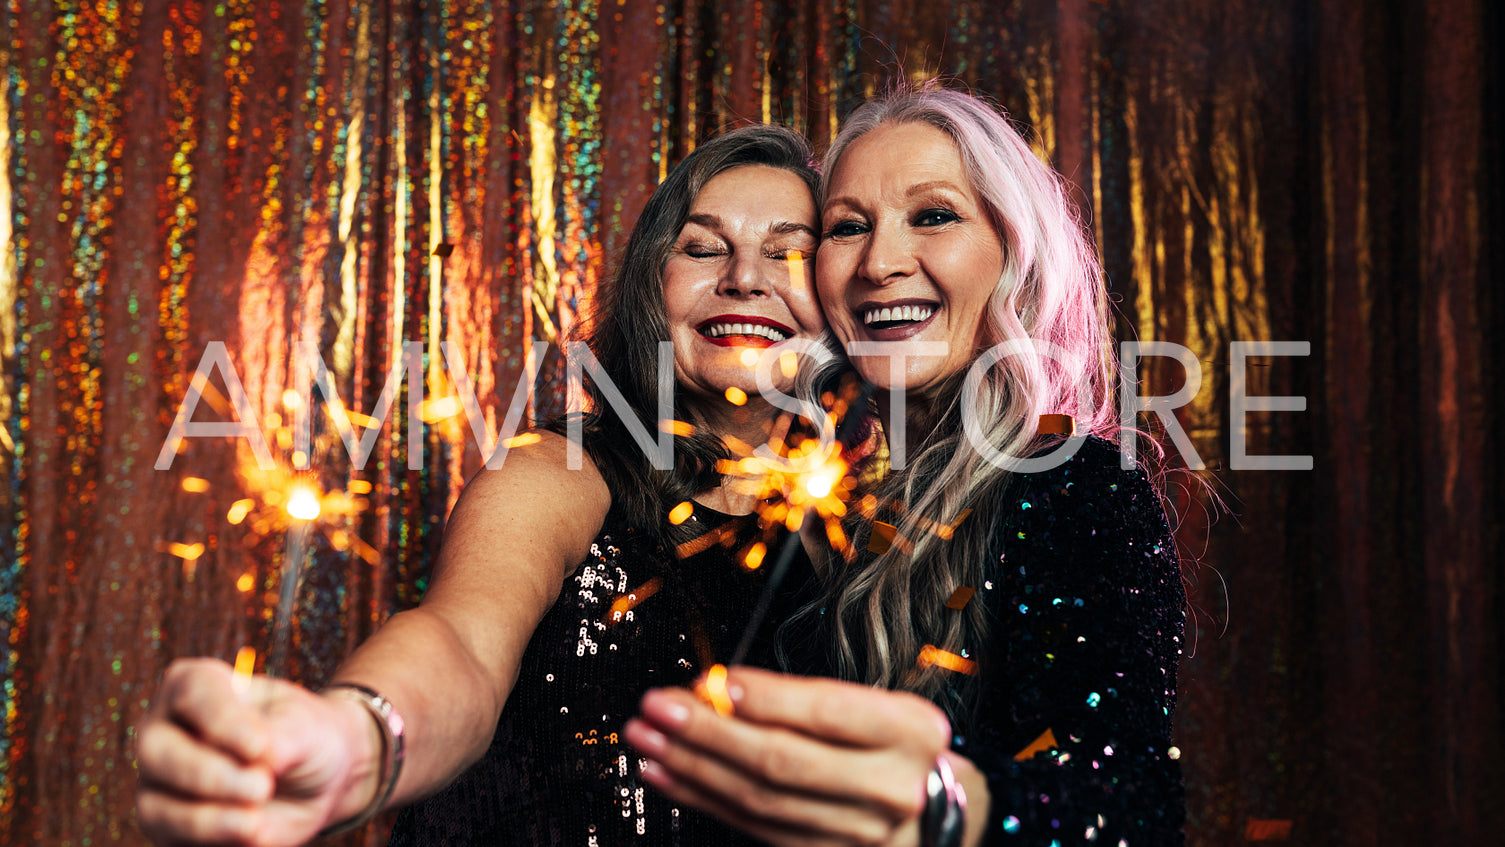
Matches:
[[0, 0, 1498, 844]]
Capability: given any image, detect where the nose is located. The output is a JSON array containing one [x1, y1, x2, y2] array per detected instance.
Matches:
[[716, 250, 771, 298], [858, 224, 916, 286]]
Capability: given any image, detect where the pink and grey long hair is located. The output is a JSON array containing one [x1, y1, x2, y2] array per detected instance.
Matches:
[[794, 83, 1120, 706]]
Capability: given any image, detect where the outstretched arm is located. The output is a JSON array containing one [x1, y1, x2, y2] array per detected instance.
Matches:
[[136, 432, 611, 846]]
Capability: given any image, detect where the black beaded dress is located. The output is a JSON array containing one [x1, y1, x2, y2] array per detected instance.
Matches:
[[946, 437, 1187, 846], [388, 504, 782, 846], [783, 437, 1188, 846]]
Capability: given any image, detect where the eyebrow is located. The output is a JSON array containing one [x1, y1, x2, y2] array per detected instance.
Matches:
[[824, 181, 967, 213], [684, 213, 816, 238], [905, 180, 966, 197]]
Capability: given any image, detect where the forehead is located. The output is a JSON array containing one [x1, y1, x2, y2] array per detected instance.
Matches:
[[690, 164, 816, 219], [827, 122, 972, 199]]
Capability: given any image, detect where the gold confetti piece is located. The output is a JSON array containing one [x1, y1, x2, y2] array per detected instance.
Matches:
[[236, 573, 255, 593], [701, 664, 734, 716], [431, 243, 454, 257], [668, 501, 694, 525], [347, 479, 373, 494], [944, 587, 976, 610], [1013, 728, 1058, 761], [609, 577, 662, 622], [659, 419, 696, 437], [1038, 413, 1076, 435], [779, 351, 799, 378], [742, 541, 766, 570], [917, 644, 977, 675], [868, 521, 913, 555], [226, 498, 255, 525], [724, 386, 747, 406], [181, 477, 210, 493]]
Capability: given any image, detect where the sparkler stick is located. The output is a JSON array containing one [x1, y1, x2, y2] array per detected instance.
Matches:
[[725, 380, 875, 667], [269, 484, 322, 676]]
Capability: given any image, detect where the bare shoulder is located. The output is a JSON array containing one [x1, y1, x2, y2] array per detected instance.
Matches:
[[427, 430, 613, 600]]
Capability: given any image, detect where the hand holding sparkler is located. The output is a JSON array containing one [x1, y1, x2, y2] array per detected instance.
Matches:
[[135, 656, 388, 846], [625, 666, 989, 847]]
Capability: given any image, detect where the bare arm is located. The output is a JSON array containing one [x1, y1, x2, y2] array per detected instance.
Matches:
[[136, 432, 611, 845]]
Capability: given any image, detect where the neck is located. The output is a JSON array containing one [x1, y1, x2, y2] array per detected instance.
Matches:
[[686, 396, 782, 516]]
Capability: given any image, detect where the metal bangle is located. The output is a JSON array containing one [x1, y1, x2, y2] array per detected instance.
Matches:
[[317, 683, 406, 837], [921, 755, 967, 847]]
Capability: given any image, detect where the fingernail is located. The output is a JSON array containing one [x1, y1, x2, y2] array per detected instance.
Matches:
[[639, 758, 673, 786], [644, 690, 691, 727], [627, 720, 668, 754]]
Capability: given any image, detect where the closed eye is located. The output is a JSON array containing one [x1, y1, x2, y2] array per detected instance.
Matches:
[[681, 242, 727, 258]]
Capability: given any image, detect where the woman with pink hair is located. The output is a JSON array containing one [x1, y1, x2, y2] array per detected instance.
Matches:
[[627, 85, 1187, 847]]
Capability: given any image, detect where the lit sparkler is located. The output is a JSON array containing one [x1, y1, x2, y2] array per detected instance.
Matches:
[[720, 381, 875, 668], [269, 481, 321, 675]]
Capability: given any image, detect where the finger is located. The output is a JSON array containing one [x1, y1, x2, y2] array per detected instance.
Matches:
[[638, 758, 872, 847], [137, 718, 274, 803], [136, 787, 262, 847], [634, 690, 926, 817], [691, 666, 952, 752], [627, 718, 901, 844], [159, 658, 270, 763]]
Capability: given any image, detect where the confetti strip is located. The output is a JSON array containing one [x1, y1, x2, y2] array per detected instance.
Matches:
[[944, 587, 976, 610], [1013, 728, 1058, 761], [1038, 413, 1076, 435], [917, 644, 978, 676]]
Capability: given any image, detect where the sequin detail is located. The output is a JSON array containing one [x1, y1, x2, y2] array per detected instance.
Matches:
[[390, 507, 777, 846], [955, 438, 1187, 845]]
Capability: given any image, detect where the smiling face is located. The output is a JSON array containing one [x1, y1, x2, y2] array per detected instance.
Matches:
[[816, 121, 1006, 394], [663, 164, 825, 407]]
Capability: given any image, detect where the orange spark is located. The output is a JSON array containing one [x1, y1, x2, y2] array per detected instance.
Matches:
[[724, 387, 748, 406], [609, 577, 662, 623], [668, 501, 695, 525], [181, 477, 210, 493], [660, 419, 696, 437], [700, 664, 735, 716], [786, 250, 806, 290], [227, 498, 255, 524], [503, 432, 543, 449]]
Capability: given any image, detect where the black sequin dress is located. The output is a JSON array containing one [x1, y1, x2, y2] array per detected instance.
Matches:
[[956, 437, 1187, 846], [388, 505, 779, 846]]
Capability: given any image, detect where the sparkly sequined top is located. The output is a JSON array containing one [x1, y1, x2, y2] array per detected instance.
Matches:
[[387, 505, 777, 846], [958, 437, 1187, 845]]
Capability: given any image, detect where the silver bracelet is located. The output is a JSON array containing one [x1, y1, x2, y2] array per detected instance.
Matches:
[[318, 683, 406, 837], [922, 755, 967, 847]]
